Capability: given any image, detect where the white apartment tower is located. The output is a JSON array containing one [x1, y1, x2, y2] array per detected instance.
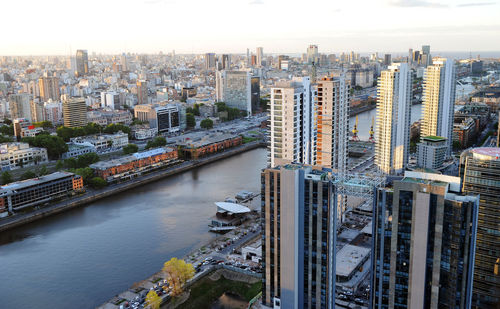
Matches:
[[269, 77, 316, 168], [421, 58, 456, 156], [256, 47, 263, 67], [375, 63, 412, 175]]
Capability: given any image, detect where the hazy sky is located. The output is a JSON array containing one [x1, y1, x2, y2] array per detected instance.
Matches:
[[1, 0, 499, 55]]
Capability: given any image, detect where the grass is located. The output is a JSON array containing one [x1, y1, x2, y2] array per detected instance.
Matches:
[[242, 136, 259, 144], [170, 274, 261, 309]]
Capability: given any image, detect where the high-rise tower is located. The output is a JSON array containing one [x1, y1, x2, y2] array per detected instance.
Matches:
[[421, 58, 456, 156], [269, 77, 316, 167], [75, 49, 88, 77], [371, 171, 478, 309], [375, 63, 412, 175], [460, 148, 500, 309]]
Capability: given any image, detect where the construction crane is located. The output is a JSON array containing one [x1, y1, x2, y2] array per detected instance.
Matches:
[[351, 115, 360, 141], [368, 117, 375, 143]]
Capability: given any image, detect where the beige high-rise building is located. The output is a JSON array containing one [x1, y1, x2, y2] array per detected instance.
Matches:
[[136, 80, 148, 105], [269, 77, 316, 168], [39, 76, 60, 101], [316, 76, 349, 175], [375, 63, 412, 175], [63, 96, 87, 128], [421, 58, 456, 156]]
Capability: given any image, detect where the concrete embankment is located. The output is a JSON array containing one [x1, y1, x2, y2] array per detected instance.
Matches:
[[0, 142, 265, 232]]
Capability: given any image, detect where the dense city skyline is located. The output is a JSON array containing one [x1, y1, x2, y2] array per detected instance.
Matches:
[[1, 0, 500, 55]]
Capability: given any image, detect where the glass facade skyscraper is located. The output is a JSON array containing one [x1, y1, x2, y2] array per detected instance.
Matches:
[[371, 172, 478, 309], [460, 148, 500, 309]]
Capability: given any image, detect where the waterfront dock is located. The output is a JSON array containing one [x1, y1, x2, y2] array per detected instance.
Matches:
[[0, 141, 264, 232]]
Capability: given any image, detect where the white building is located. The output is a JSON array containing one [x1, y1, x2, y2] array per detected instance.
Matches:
[[70, 132, 129, 152], [0, 143, 48, 171], [215, 70, 252, 115], [269, 77, 316, 167], [421, 58, 456, 156], [417, 136, 447, 170], [375, 63, 412, 175], [100, 91, 120, 109], [256, 47, 263, 67]]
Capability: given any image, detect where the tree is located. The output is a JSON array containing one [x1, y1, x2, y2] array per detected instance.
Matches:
[[21, 170, 36, 180], [74, 167, 94, 183], [123, 143, 139, 155], [56, 126, 74, 142], [145, 137, 167, 149], [103, 123, 131, 135], [145, 290, 161, 309], [186, 113, 196, 129], [200, 118, 213, 130], [76, 152, 100, 168], [89, 176, 107, 189], [55, 160, 64, 170], [22, 135, 68, 159], [1, 171, 13, 185], [64, 157, 78, 169], [33, 121, 53, 129], [0, 125, 14, 136], [3, 118, 12, 125], [39, 165, 49, 176], [0, 134, 13, 143], [162, 258, 195, 296]]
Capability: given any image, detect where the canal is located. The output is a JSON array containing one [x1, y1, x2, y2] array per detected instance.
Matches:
[[0, 148, 268, 309], [350, 103, 422, 140], [0, 105, 421, 309]]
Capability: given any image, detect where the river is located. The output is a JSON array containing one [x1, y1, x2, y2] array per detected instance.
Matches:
[[0, 105, 421, 309], [349, 104, 422, 140], [0, 148, 268, 309]]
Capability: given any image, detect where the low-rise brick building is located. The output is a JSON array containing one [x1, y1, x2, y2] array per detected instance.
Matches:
[[90, 147, 178, 181], [178, 133, 242, 159]]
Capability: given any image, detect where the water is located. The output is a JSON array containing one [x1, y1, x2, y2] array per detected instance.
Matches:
[[350, 104, 422, 140], [0, 148, 268, 309]]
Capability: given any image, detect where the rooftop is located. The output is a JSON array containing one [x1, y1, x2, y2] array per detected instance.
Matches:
[[471, 147, 500, 160], [0, 172, 75, 193], [422, 135, 446, 142], [215, 202, 250, 214], [336, 244, 371, 278]]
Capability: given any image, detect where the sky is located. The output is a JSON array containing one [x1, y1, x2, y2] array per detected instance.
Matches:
[[1, 0, 499, 55]]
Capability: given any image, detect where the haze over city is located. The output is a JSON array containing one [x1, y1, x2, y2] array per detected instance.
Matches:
[[2, 0, 500, 55]]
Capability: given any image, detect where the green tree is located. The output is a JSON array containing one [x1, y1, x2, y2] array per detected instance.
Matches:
[[64, 157, 78, 169], [0, 134, 13, 143], [3, 118, 12, 125], [200, 118, 213, 129], [22, 135, 68, 160], [145, 291, 161, 309], [123, 143, 139, 155], [0, 125, 14, 136], [186, 113, 196, 128], [89, 176, 107, 189], [1, 171, 13, 185], [103, 123, 131, 135], [55, 160, 64, 170], [21, 170, 36, 180], [56, 126, 74, 142], [33, 121, 53, 129], [162, 258, 195, 296], [76, 152, 100, 168], [74, 167, 94, 183], [39, 165, 49, 176], [145, 137, 167, 149]]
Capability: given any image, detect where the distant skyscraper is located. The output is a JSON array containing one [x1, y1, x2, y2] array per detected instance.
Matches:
[[421, 45, 431, 67], [261, 164, 337, 309], [250, 76, 260, 113], [221, 54, 231, 70], [9, 93, 32, 121], [371, 171, 478, 309], [216, 71, 252, 115], [256, 47, 263, 67], [75, 49, 88, 77], [306, 45, 319, 64], [120, 53, 128, 71], [63, 96, 87, 128], [408, 48, 413, 64], [204, 53, 216, 70], [269, 77, 316, 167], [136, 80, 148, 105], [384, 54, 392, 66], [375, 63, 412, 175], [460, 148, 500, 309], [421, 58, 456, 156], [38, 76, 60, 101]]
